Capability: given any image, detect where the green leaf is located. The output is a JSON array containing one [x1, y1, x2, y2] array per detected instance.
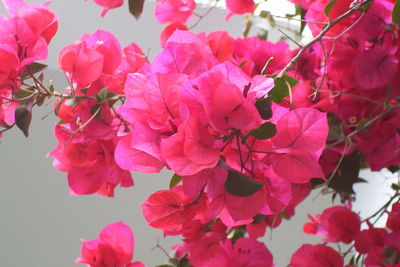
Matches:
[[14, 88, 35, 104], [20, 62, 48, 79], [355, 118, 368, 130], [327, 113, 343, 142], [49, 85, 55, 94], [90, 104, 102, 119], [95, 88, 108, 102], [328, 151, 365, 202], [393, 0, 400, 27], [224, 169, 264, 197], [80, 87, 89, 95], [382, 246, 399, 265], [255, 97, 273, 120], [268, 74, 298, 103], [391, 183, 400, 191], [169, 173, 182, 189], [324, 0, 338, 17], [128, 0, 145, 19], [14, 104, 32, 137], [248, 122, 276, 140], [36, 94, 46, 107], [388, 165, 400, 173]]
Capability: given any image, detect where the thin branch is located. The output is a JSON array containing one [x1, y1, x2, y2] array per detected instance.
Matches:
[[325, 104, 400, 150], [276, 0, 369, 79], [318, 89, 383, 105]]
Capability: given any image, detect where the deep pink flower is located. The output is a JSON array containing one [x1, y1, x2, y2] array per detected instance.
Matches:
[[87, 0, 124, 17], [387, 203, 400, 233], [352, 46, 398, 90], [226, 0, 255, 19], [155, 0, 196, 24], [59, 42, 104, 86], [223, 237, 274, 267], [290, 244, 343, 267], [304, 206, 361, 244], [160, 23, 188, 47], [207, 31, 234, 62], [76, 222, 145, 267]]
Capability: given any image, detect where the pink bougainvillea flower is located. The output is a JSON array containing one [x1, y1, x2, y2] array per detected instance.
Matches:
[[141, 187, 202, 232], [196, 62, 262, 135], [76, 222, 146, 267], [290, 244, 343, 267], [387, 203, 400, 233], [352, 46, 398, 90], [354, 226, 387, 254], [86, 0, 124, 17], [304, 206, 361, 244], [59, 42, 104, 86], [0, 44, 19, 84], [2, 0, 58, 43], [222, 237, 274, 267], [270, 108, 328, 183], [82, 29, 122, 74], [160, 116, 221, 176], [115, 133, 164, 173], [59, 30, 123, 86], [160, 23, 188, 48], [226, 0, 256, 19], [155, 0, 196, 24], [152, 30, 217, 78], [206, 31, 234, 62], [233, 38, 291, 77]]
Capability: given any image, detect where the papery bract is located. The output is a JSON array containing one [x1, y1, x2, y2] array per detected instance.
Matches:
[[304, 206, 361, 244], [76, 222, 145, 267], [155, 0, 196, 24], [290, 244, 343, 267]]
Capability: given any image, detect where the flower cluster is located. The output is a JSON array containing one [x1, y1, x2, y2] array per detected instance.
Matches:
[[1, 0, 400, 266], [0, 0, 57, 136]]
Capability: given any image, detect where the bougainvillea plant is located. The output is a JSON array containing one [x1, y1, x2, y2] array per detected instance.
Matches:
[[1, 0, 400, 266]]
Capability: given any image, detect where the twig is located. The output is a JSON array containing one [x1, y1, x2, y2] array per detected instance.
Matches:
[[325, 104, 400, 150], [276, 0, 370, 79]]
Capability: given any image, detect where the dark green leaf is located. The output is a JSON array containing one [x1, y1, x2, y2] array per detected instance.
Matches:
[[14, 88, 35, 104], [327, 113, 343, 142], [95, 88, 108, 102], [169, 173, 182, 189], [20, 62, 47, 79], [54, 100, 63, 116], [355, 118, 368, 130], [128, 0, 145, 19], [90, 104, 102, 119], [388, 165, 400, 173], [36, 94, 46, 107], [328, 151, 365, 202], [391, 183, 400, 191], [14, 104, 32, 137], [49, 85, 55, 93], [248, 122, 276, 140], [80, 87, 89, 94], [382, 246, 399, 265], [324, 0, 338, 17], [255, 97, 273, 120], [230, 225, 246, 243], [268, 74, 298, 103], [393, 0, 400, 27], [224, 169, 264, 197], [156, 265, 174, 267], [106, 91, 116, 99]]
